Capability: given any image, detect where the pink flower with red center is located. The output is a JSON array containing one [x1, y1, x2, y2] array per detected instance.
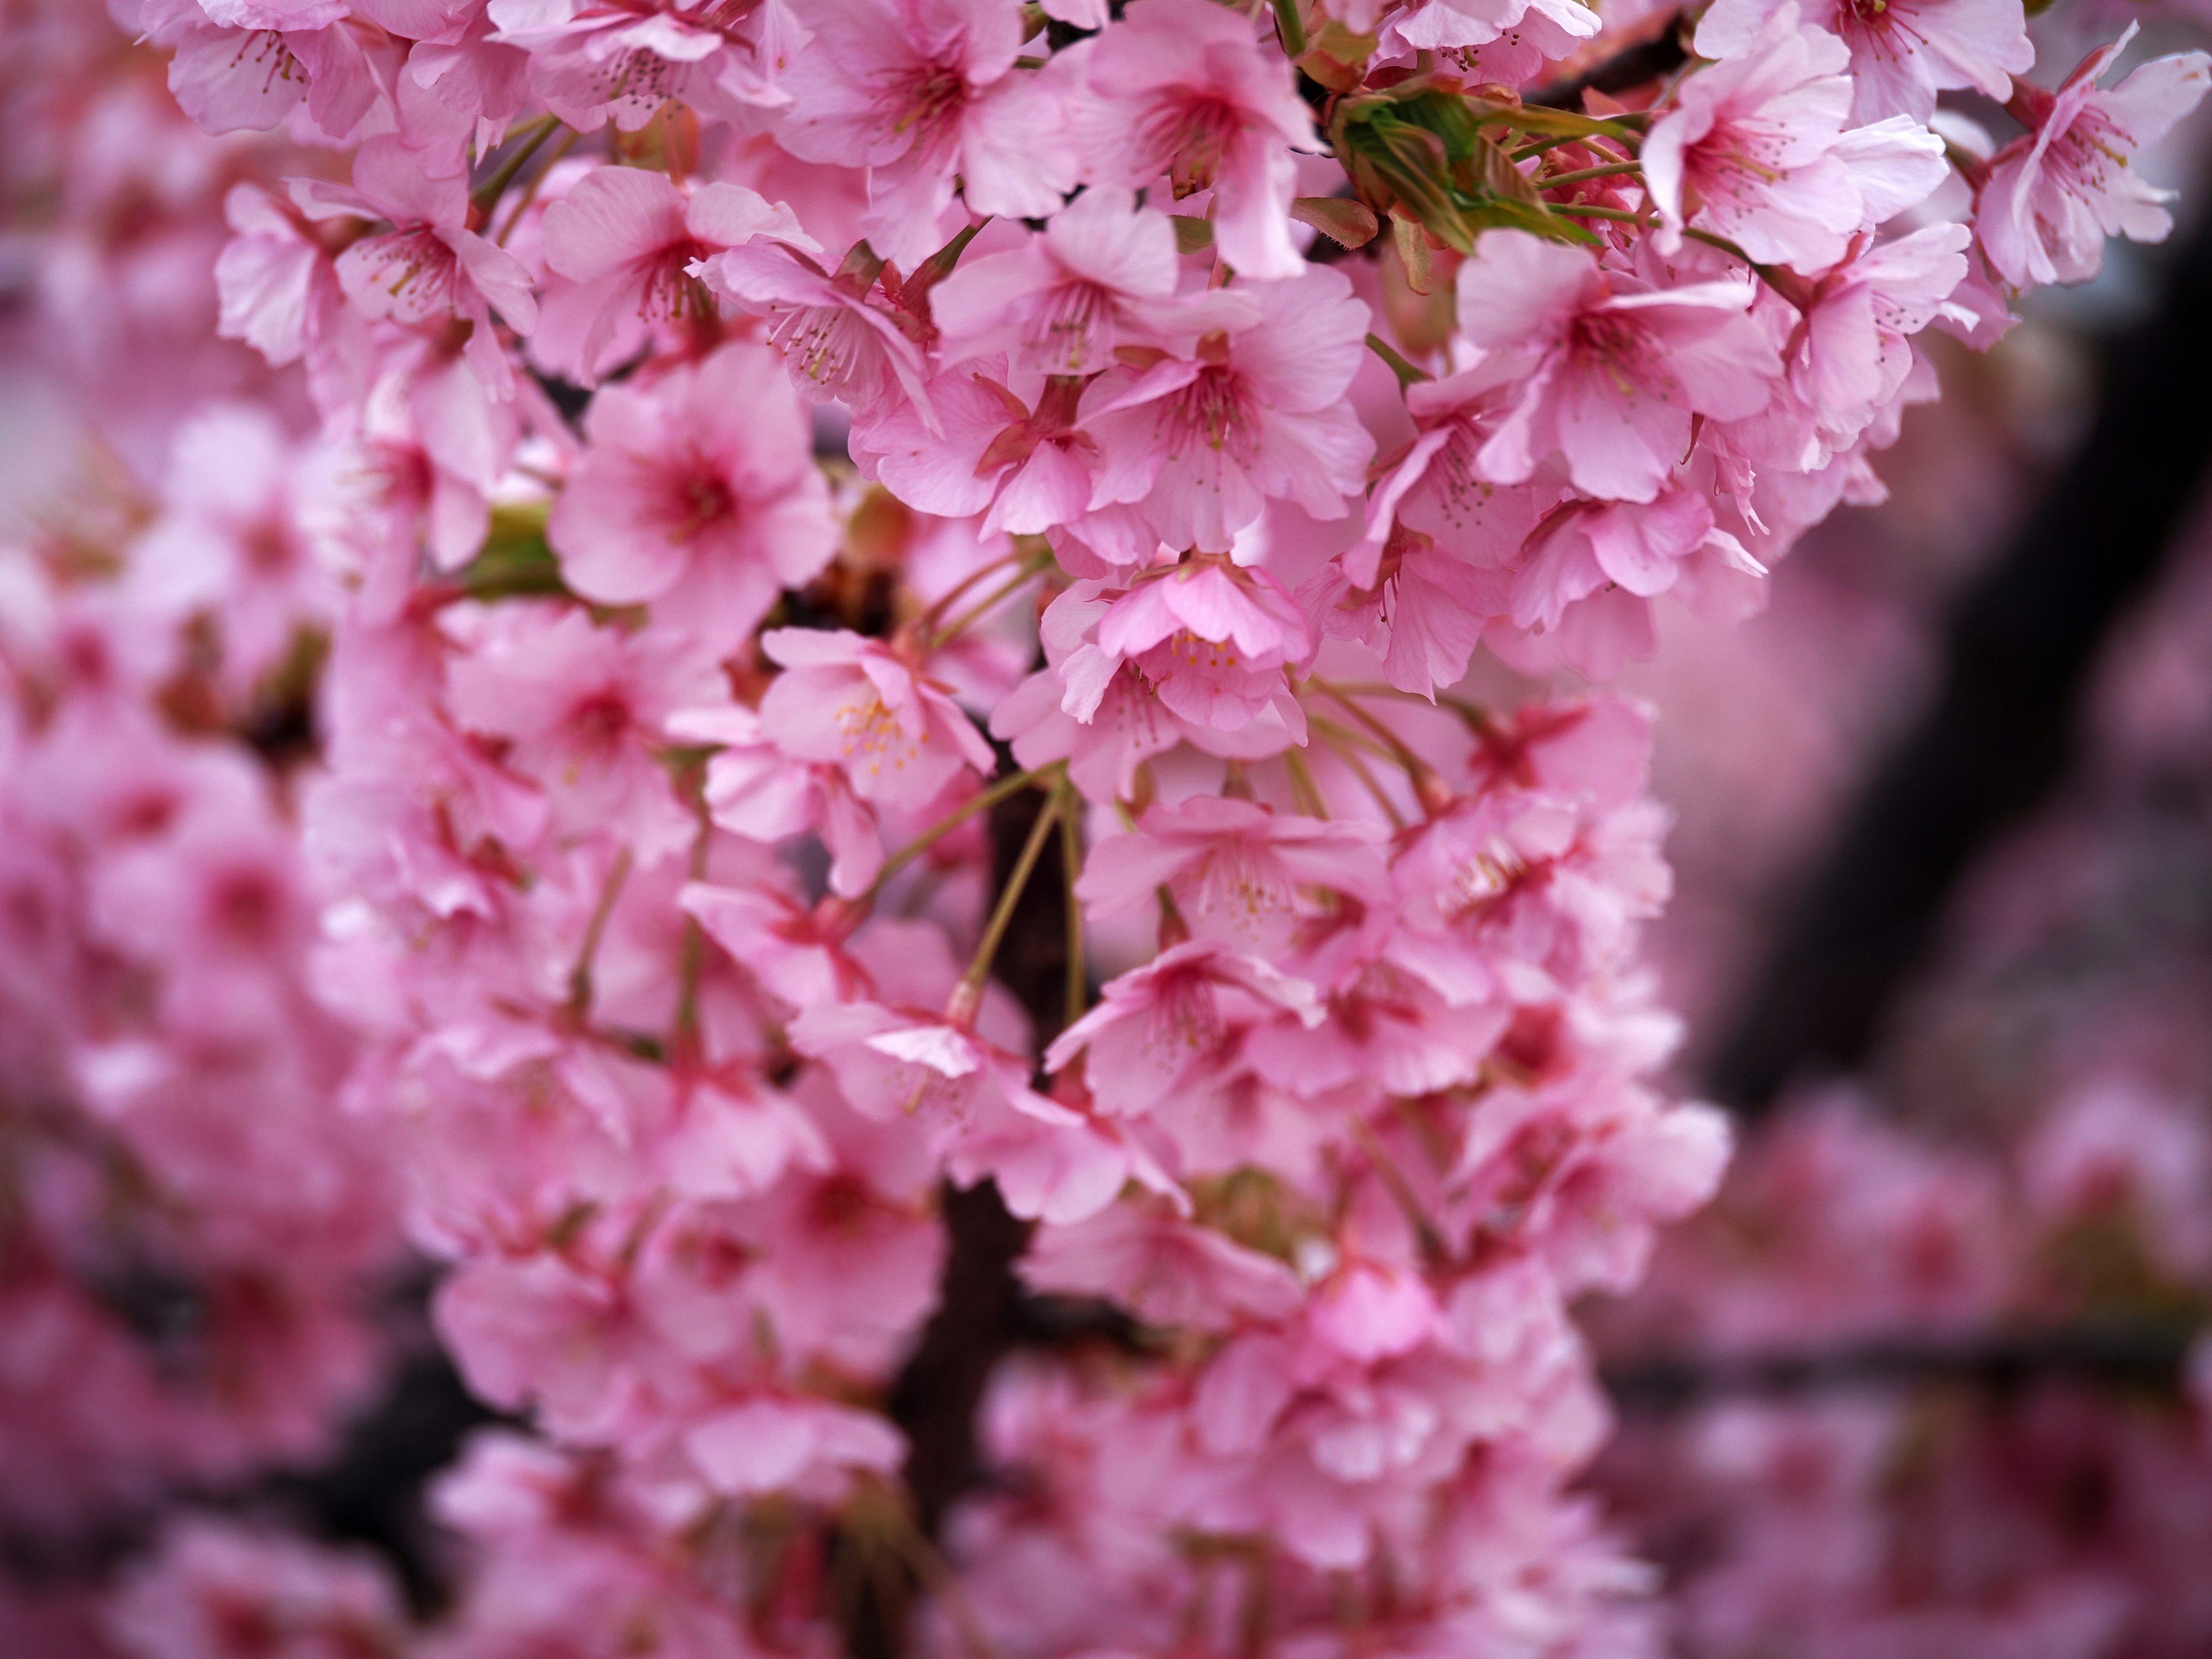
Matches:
[[1082, 266, 1374, 554], [548, 341, 838, 652], [536, 166, 817, 385], [1067, 0, 1320, 279], [1977, 25, 2212, 290], [756, 628, 998, 808], [442, 601, 723, 861], [777, 0, 1078, 268], [1454, 232, 1781, 504]]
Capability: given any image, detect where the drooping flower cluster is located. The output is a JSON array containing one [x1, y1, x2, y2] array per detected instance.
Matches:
[[4, 0, 2209, 1651]]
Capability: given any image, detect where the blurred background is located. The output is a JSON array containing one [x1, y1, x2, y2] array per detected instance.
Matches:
[[11, 0, 2212, 1654]]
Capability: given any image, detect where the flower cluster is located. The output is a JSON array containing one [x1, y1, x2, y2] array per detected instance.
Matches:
[[6, 0, 2210, 1651]]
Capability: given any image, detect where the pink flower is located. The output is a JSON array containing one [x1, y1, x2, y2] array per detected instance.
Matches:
[[853, 368, 1102, 539], [1020, 1202, 1305, 1330], [1781, 222, 1972, 460], [793, 1001, 1147, 1224], [1978, 26, 2212, 290], [1695, 0, 2034, 124], [127, 404, 338, 698], [695, 240, 936, 421], [1068, 0, 1319, 280], [105, 1518, 409, 1659], [1454, 233, 1779, 503], [536, 166, 818, 385], [486, 0, 805, 130], [291, 138, 538, 392], [1313, 363, 1549, 696], [668, 705, 884, 897], [548, 342, 838, 651], [1643, 7, 1945, 272], [1083, 267, 1374, 552], [929, 188, 1262, 378], [443, 601, 722, 861], [1077, 795, 1389, 955], [1379, 0, 1601, 77], [756, 628, 998, 808], [1062, 560, 1315, 735], [1045, 938, 1323, 1119], [778, 0, 1078, 268]]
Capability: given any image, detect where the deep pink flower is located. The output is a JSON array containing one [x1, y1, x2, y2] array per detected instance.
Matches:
[[1063, 560, 1316, 736]]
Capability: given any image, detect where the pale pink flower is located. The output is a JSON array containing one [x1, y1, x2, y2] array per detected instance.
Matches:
[[536, 166, 818, 385], [486, 0, 805, 129], [154, 7, 395, 142], [1643, 7, 1945, 272], [548, 342, 838, 650], [1454, 233, 1779, 503], [756, 628, 998, 808], [1779, 221, 1972, 460], [1380, 0, 1601, 77], [127, 404, 338, 698], [1315, 363, 1550, 696], [930, 188, 1262, 378], [778, 0, 1078, 268], [1978, 25, 2212, 290], [214, 183, 366, 414], [1077, 795, 1389, 955], [1069, 0, 1319, 279], [1695, 0, 2034, 124], [1499, 490, 1767, 679], [1083, 267, 1373, 554]]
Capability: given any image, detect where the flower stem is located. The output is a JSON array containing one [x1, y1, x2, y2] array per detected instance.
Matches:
[[1059, 789, 1086, 1031], [1365, 333, 1430, 389], [1540, 158, 1645, 188], [566, 847, 634, 1020], [948, 778, 1066, 1026], [873, 765, 1051, 896]]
